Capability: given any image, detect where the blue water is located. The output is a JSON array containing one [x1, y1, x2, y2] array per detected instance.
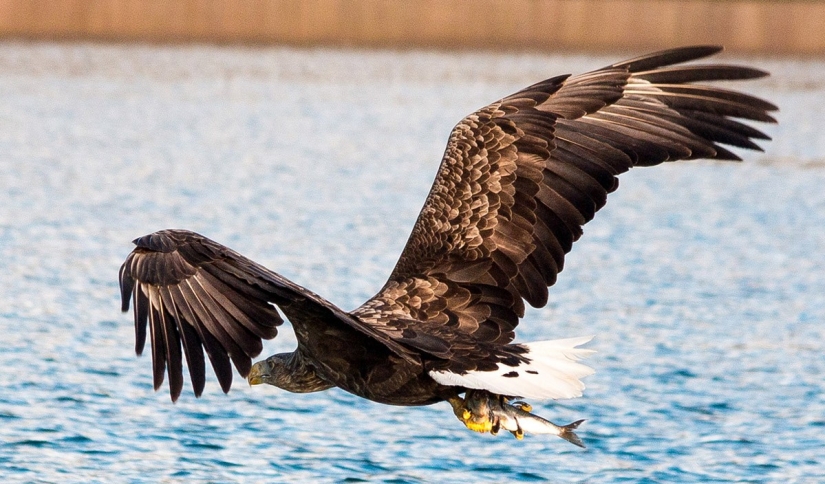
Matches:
[[1, 42, 823, 483]]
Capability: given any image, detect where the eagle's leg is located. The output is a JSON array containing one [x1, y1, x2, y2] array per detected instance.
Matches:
[[511, 400, 532, 412], [450, 389, 499, 433], [509, 401, 530, 439], [447, 394, 472, 422]]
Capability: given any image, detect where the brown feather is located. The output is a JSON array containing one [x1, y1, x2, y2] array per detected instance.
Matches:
[[353, 46, 775, 372], [121, 46, 775, 404]]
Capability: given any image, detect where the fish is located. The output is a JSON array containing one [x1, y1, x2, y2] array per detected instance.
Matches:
[[492, 401, 586, 448], [462, 390, 586, 447]]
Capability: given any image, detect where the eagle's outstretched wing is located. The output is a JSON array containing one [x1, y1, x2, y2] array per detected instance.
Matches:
[[119, 230, 416, 401], [352, 46, 776, 361]]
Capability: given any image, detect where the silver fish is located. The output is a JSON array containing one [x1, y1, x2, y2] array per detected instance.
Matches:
[[462, 390, 586, 447], [492, 401, 585, 448]]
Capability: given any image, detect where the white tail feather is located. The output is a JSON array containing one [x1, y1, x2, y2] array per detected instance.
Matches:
[[429, 336, 595, 400]]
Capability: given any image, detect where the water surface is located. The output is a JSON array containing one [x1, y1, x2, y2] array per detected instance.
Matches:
[[0, 42, 823, 483]]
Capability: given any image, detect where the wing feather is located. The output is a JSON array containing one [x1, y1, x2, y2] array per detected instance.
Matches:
[[162, 282, 234, 393], [119, 230, 288, 399], [352, 46, 775, 371], [120, 229, 420, 400], [133, 280, 149, 355], [634, 64, 770, 83], [147, 300, 166, 392], [159, 286, 206, 397]]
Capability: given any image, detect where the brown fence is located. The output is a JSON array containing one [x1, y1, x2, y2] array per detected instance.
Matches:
[[1, 0, 823, 54]]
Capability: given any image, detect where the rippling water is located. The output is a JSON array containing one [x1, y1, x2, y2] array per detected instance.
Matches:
[[1, 42, 823, 483]]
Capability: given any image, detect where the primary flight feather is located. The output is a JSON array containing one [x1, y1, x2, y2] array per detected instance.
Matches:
[[119, 46, 775, 446]]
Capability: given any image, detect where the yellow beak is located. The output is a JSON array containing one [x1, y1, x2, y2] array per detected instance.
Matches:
[[247, 360, 270, 386]]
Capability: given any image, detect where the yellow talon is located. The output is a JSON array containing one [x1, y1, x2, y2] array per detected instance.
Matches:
[[465, 418, 494, 433], [514, 402, 532, 413], [512, 429, 524, 440], [448, 391, 498, 434]]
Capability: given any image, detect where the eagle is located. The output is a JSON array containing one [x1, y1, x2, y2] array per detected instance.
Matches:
[[119, 46, 775, 446]]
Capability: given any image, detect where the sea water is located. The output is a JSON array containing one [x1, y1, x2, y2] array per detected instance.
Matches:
[[0, 42, 823, 483]]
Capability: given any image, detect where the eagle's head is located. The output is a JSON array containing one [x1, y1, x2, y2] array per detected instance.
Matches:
[[247, 352, 333, 393], [247, 353, 291, 387]]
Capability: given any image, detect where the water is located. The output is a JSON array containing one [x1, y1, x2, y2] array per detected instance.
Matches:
[[0, 42, 823, 483]]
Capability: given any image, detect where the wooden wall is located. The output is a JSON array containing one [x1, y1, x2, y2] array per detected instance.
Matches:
[[1, 0, 823, 54]]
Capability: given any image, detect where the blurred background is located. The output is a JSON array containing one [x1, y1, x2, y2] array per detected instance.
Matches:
[[1, 1, 824, 483], [1, 0, 824, 54]]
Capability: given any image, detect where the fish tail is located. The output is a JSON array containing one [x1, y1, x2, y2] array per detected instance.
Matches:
[[558, 419, 586, 448]]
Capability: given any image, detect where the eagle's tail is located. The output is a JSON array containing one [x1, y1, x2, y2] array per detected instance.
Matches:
[[429, 336, 595, 400]]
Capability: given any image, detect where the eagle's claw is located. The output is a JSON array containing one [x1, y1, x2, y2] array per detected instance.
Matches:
[[511, 401, 532, 412], [448, 390, 500, 433]]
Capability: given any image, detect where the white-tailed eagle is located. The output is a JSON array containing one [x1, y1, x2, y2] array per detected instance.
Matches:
[[119, 46, 775, 446]]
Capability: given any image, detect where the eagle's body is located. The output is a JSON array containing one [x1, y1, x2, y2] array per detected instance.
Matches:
[[119, 46, 775, 443], [276, 295, 449, 406]]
